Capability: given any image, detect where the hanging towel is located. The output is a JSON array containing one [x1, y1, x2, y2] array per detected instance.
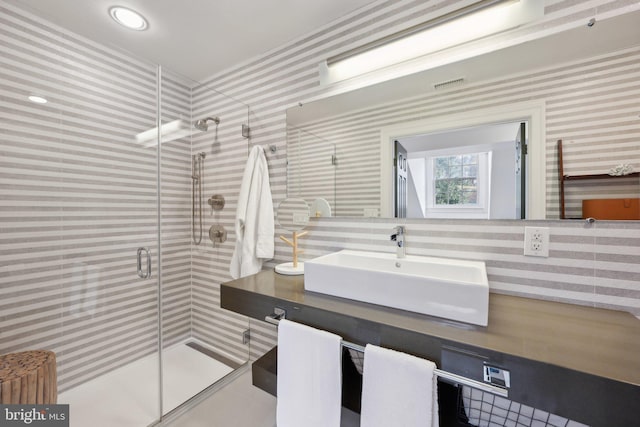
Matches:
[[276, 319, 342, 427], [360, 344, 439, 427], [230, 145, 274, 279]]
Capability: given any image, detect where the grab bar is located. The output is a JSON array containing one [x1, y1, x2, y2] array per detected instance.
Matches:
[[265, 313, 508, 397]]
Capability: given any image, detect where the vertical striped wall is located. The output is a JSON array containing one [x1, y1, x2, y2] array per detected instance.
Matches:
[[194, 0, 640, 356]]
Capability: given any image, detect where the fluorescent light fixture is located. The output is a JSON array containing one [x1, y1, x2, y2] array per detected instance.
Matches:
[[320, 0, 543, 86], [28, 95, 48, 104], [136, 119, 192, 147], [109, 6, 148, 31]]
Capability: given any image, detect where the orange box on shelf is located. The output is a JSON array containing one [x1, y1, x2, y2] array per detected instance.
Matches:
[[582, 198, 640, 220]]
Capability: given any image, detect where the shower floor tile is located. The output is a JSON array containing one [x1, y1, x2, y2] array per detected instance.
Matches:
[[59, 342, 236, 427]]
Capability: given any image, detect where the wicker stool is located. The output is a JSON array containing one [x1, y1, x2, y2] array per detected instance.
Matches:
[[0, 350, 57, 404]]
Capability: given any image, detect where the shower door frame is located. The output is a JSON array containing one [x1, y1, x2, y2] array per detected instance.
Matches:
[[155, 65, 165, 421]]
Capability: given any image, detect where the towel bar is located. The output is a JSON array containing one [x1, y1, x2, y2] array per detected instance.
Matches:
[[265, 314, 509, 397]]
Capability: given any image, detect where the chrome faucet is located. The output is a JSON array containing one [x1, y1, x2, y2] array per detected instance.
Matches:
[[390, 226, 406, 258]]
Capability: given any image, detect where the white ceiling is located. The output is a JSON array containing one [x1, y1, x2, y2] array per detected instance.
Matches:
[[14, 0, 377, 81]]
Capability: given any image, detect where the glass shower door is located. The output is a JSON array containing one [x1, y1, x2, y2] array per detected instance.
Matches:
[[158, 72, 251, 414], [1, 2, 257, 425], [53, 61, 163, 427], [1, 15, 255, 418], [0, 13, 164, 424]]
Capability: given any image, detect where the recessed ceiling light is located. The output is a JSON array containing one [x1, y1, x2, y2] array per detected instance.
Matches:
[[28, 95, 48, 104], [109, 6, 148, 31]]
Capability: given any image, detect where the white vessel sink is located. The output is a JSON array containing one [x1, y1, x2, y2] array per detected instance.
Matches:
[[304, 249, 489, 326]]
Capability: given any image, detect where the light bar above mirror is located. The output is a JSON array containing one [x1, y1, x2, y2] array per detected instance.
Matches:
[[319, 0, 543, 91]]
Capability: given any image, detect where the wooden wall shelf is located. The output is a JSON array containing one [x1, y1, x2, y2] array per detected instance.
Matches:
[[557, 139, 639, 219], [563, 172, 639, 181]]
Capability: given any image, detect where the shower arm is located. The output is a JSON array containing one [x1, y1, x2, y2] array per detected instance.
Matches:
[[194, 116, 220, 132]]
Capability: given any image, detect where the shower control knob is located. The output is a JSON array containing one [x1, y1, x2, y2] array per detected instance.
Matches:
[[208, 194, 225, 211], [209, 225, 227, 246]]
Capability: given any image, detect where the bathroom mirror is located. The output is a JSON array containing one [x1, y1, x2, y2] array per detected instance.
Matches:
[[276, 198, 310, 231], [286, 10, 640, 220]]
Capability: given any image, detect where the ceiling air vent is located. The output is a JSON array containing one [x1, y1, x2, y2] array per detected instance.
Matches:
[[433, 77, 465, 90]]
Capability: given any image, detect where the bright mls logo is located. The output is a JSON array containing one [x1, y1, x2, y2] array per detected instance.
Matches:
[[0, 405, 68, 427]]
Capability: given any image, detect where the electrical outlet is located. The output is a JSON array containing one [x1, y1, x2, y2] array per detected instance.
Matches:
[[524, 226, 549, 257], [363, 208, 379, 217], [292, 213, 308, 225]]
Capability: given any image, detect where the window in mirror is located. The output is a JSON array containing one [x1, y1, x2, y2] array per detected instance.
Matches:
[[433, 153, 480, 205], [394, 119, 524, 219], [418, 150, 491, 218]]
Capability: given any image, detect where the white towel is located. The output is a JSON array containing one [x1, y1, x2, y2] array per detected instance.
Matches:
[[276, 319, 342, 427], [230, 145, 274, 279], [360, 344, 439, 427]]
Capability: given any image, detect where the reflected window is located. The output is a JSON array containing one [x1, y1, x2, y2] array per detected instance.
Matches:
[[433, 154, 479, 205], [423, 150, 491, 218]]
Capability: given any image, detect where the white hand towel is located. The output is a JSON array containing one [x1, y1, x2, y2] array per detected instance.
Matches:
[[276, 319, 342, 427], [360, 344, 439, 427]]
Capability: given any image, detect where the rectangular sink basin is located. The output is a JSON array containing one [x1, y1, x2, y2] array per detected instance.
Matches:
[[304, 250, 489, 326]]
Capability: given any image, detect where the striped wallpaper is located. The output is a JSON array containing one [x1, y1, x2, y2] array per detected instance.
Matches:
[[0, 0, 162, 391], [1, 0, 639, 403], [193, 0, 640, 357], [288, 46, 640, 220], [159, 70, 194, 350], [0, 0, 252, 392], [188, 83, 254, 361]]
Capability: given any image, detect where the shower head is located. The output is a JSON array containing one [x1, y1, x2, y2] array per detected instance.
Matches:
[[194, 116, 220, 132]]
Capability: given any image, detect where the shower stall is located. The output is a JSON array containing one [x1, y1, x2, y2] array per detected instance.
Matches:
[[0, 2, 252, 426]]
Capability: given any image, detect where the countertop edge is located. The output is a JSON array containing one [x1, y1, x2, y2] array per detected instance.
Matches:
[[221, 270, 640, 386]]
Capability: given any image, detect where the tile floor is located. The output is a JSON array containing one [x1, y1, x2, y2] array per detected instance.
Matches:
[[165, 369, 361, 427], [164, 369, 276, 427]]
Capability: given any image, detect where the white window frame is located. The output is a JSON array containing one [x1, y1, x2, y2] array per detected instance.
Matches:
[[423, 148, 491, 218]]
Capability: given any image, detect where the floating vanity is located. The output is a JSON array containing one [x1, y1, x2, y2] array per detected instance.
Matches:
[[221, 270, 640, 427]]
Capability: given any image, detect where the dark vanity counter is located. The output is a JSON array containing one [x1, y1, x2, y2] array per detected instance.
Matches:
[[221, 270, 640, 426]]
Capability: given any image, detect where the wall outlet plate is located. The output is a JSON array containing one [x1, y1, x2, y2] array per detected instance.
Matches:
[[524, 226, 549, 257], [363, 208, 379, 217], [292, 213, 308, 225]]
